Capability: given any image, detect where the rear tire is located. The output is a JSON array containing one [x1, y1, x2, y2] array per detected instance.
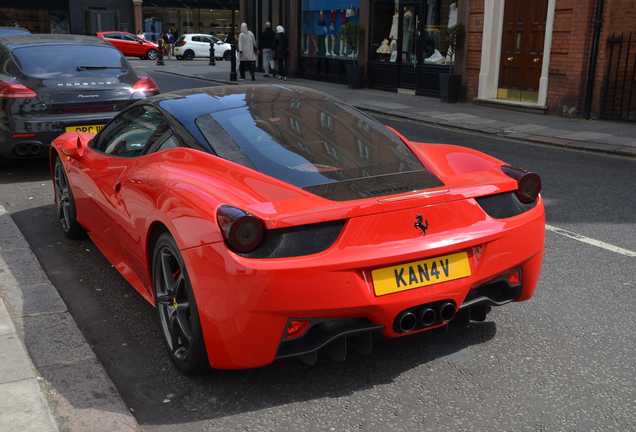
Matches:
[[152, 233, 209, 374], [183, 50, 195, 61], [53, 157, 84, 240], [223, 50, 231, 61], [147, 49, 159, 61]]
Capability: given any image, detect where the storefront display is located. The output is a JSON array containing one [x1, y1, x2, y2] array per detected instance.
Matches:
[[301, 0, 361, 60], [368, 0, 459, 96], [143, 6, 237, 41], [371, 0, 458, 66]]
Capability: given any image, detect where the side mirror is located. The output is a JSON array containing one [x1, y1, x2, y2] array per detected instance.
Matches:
[[61, 134, 89, 159]]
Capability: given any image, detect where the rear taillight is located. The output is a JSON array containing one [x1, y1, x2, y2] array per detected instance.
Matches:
[[217, 205, 265, 253], [501, 165, 542, 203], [175, 40, 186, 47], [131, 76, 160, 96], [0, 80, 37, 99]]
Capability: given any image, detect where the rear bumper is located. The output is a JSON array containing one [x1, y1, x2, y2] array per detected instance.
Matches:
[[0, 112, 118, 158], [182, 200, 545, 369]]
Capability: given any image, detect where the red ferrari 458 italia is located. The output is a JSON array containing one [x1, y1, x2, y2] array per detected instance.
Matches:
[[50, 85, 545, 374]]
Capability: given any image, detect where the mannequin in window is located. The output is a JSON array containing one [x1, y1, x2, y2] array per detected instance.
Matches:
[[339, 8, 348, 56], [389, 1, 399, 41], [303, 10, 314, 55], [318, 10, 327, 56], [448, 2, 458, 28], [402, 7, 414, 55], [327, 9, 337, 56]]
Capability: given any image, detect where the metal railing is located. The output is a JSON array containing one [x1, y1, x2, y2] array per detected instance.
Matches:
[[601, 32, 636, 122]]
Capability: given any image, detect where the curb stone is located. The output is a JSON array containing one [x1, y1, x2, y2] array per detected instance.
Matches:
[[0, 205, 140, 432]]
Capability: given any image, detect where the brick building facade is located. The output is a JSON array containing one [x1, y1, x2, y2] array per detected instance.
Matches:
[[463, 0, 636, 119]]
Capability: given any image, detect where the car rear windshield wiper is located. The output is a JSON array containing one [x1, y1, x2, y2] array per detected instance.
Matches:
[[76, 65, 122, 71]]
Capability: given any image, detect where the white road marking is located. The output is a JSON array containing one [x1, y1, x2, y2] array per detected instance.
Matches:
[[546, 225, 636, 258]]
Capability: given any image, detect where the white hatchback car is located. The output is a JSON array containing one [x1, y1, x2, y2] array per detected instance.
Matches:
[[174, 34, 232, 61]]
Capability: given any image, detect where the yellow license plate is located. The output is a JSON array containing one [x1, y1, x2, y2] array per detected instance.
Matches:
[[65, 124, 105, 134], [371, 252, 472, 296]]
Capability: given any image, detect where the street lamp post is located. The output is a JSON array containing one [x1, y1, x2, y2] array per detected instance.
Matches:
[[229, 6, 237, 81]]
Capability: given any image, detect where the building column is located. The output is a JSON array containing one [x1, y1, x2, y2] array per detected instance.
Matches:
[[132, 0, 143, 34], [289, 0, 299, 76]]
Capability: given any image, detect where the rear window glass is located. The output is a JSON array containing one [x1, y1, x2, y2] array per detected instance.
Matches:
[[195, 98, 426, 189], [12, 44, 126, 78]]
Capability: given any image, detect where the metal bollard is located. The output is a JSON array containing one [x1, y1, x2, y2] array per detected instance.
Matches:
[[209, 40, 216, 66], [156, 39, 165, 66]]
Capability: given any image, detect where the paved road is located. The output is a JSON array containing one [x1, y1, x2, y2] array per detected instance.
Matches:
[[1, 73, 635, 432]]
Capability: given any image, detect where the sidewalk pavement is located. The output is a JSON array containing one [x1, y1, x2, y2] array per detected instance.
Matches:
[[0, 205, 139, 432], [132, 58, 636, 157]]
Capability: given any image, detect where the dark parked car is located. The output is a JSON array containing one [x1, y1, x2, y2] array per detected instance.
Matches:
[[0, 27, 31, 37], [0, 34, 159, 158]]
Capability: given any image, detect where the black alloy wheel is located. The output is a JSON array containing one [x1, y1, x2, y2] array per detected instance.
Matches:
[[53, 157, 84, 239], [183, 50, 195, 61], [153, 233, 208, 374], [223, 50, 232, 61]]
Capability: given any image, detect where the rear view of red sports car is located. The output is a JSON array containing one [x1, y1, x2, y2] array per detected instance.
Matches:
[[50, 85, 545, 374]]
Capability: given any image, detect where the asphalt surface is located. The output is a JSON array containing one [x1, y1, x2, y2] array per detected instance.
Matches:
[[1, 72, 635, 432]]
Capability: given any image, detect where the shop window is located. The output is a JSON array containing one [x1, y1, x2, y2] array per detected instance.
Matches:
[[371, 0, 459, 65], [301, 1, 361, 60], [1, 7, 69, 34], [143, 7, 238, 42]]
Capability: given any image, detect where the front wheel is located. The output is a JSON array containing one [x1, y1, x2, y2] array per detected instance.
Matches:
[[223, 50, 231, 61], [53, 157, 84, 240], [152, 233, 208, 374], [146, 49, 159, 61]]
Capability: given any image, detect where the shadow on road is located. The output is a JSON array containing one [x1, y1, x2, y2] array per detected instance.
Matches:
[[0, 158, 50, 185], [10, 203, 497, 427]]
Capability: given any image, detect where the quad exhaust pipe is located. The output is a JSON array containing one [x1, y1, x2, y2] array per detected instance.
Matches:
[[418, 307, 437, 327], [439, 302, 456, 322], [396, 311, 418, 333], [394, 301, 457, 333]]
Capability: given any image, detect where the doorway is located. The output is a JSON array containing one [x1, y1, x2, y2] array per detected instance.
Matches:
[[497, 0, 548, 103]]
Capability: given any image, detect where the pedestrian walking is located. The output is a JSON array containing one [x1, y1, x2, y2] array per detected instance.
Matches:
[[167, 28, 175, 57], [259, 22, 275, 77], [161, 32, 170, 58], [273, 25, 288, 80], [238, 23, 257, 81]]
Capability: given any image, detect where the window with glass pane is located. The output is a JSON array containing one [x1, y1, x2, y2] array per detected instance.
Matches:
[[370, 1, 395, 63], [371, 0, 459, 66], [421, 0, 459, 65], [301, 0, 361, 60]]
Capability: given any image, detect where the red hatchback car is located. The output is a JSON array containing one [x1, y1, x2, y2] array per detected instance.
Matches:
[[97, 31, 159, 60]]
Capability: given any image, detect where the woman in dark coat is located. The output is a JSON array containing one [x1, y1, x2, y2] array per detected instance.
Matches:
[[273, 25, 288, 80]]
